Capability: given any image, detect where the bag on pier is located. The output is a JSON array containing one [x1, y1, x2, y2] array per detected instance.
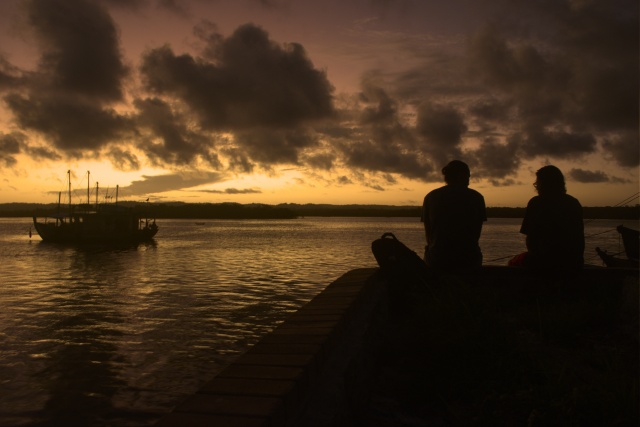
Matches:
[[371, 232, 429, 282]]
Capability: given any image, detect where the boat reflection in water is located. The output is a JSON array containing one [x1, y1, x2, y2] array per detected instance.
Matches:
[[32, 171, 158, 245]]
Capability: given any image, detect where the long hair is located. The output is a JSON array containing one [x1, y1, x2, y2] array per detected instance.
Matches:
[[534, 165, 566, 196]]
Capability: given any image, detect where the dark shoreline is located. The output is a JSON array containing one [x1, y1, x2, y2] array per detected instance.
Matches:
[[1, 202, 638, 220]]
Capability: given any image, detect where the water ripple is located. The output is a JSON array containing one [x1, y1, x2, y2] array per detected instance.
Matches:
[[0, 217, 632, 426]]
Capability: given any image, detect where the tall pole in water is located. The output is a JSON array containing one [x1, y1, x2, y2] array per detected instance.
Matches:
[[87, 171, 90, 206]]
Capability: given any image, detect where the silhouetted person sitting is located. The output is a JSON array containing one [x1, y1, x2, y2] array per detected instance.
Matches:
[[519, 165, 584, 271], [421, 160, 487, 270]]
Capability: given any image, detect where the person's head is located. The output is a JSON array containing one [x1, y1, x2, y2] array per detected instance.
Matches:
[[442, 160, 470, 186], [534, 165, 566, 196]]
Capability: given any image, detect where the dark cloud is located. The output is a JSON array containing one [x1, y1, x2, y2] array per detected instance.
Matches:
[[553, 0, 638, 132], [366, 183, 385, 191], [119, 171, 227, 196], [193, 20, 224, 59], [199, 188, 262, 194], [338, 83, 434, 180], [251, 0, 290, 9], [156, 0, 190, 17], [601, 132, 639, 168], [107, 147, 141, 171], [0, 0, 634, 193], [0, 131, 61, 163], [220, 147, 255, 173], [25, 144, 62, 161], [0, 56, 25, 91], [234, 128, 318, 166], [382, 173, 397, 184], [463, 1, 637, 169], [100, 0, 149, 10], [467, 1, 638, 131], [337, 175, 352, 185], [99, 0, 190, 15], [518, 128, 597, 159], [569, 168, 611, 183], [468, 98, 512, 124], [470, 138, 520, 179], [0, 132, 61, 168], [488, 178, 517, 187], [359, 83, 398, 125], [134, 97, 220, 168], [416, 103, 467, 167], [5, 93, 133, 152], [0, 132, 23, 167], [305, 153, 334, 170], [27, 0, 128, 101], [362, 0, 638, 185], [2, 0, 132, 156], [417, 103, 466, 148], [339, 139, 427, 180], [140, 23, 334, 131]]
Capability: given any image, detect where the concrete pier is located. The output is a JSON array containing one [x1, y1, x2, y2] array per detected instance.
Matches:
[[155, 265, 638, 426], [155, 267, 389, 427]]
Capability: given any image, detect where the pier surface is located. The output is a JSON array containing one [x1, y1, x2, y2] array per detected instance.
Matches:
[[155, 267, 389, 426], [156, 266, 638, 426]]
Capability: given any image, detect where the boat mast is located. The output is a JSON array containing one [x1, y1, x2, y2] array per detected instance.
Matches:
[[87, 171, 90, 206], [116, 185, 119, 206], [95, 182, 99, 208], [68, 170, 71, 212]]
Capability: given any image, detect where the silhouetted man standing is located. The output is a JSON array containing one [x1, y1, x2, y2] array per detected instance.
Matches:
[[421, 160, 487, 270]]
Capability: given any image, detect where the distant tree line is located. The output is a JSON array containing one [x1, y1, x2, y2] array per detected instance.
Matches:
[[282, 204, 422, 217], [1, 202, 638, 220], [1, 202, 297, 219], [142, 202, 297, 219], [284, 204, 639, 220]]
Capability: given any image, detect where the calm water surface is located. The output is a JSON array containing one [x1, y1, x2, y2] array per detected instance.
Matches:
[[0, 217, 632, 426]]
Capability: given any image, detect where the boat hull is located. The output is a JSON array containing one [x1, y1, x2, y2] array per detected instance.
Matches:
[[595, 225, 639, 269], [33, 213, 158, 245]]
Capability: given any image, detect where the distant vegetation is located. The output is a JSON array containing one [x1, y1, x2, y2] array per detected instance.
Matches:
[[1, 202, 638, 220], [283, 204, 638, 219], [5, 202, 297, 220], [148, 202, 297, 219]]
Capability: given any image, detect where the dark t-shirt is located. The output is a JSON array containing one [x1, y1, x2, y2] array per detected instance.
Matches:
[[421, 185, 487, 269], [520, 194, 584, 270]]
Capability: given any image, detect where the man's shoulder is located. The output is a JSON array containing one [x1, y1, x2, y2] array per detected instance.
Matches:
[[425, 185, 485, 207], [424, 185, 447, 200], [466, 187, 485, 199], [426, 185, 484, 197]]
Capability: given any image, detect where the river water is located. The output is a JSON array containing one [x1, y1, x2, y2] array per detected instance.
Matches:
[[0, 217, 633, 426]]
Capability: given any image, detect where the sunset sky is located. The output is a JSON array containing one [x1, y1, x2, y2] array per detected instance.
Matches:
[[0, 0, 637, 207]]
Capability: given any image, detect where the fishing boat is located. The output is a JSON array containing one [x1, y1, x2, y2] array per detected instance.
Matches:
[[32, 171, 158, 245], [595, 225, 639, 268]]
